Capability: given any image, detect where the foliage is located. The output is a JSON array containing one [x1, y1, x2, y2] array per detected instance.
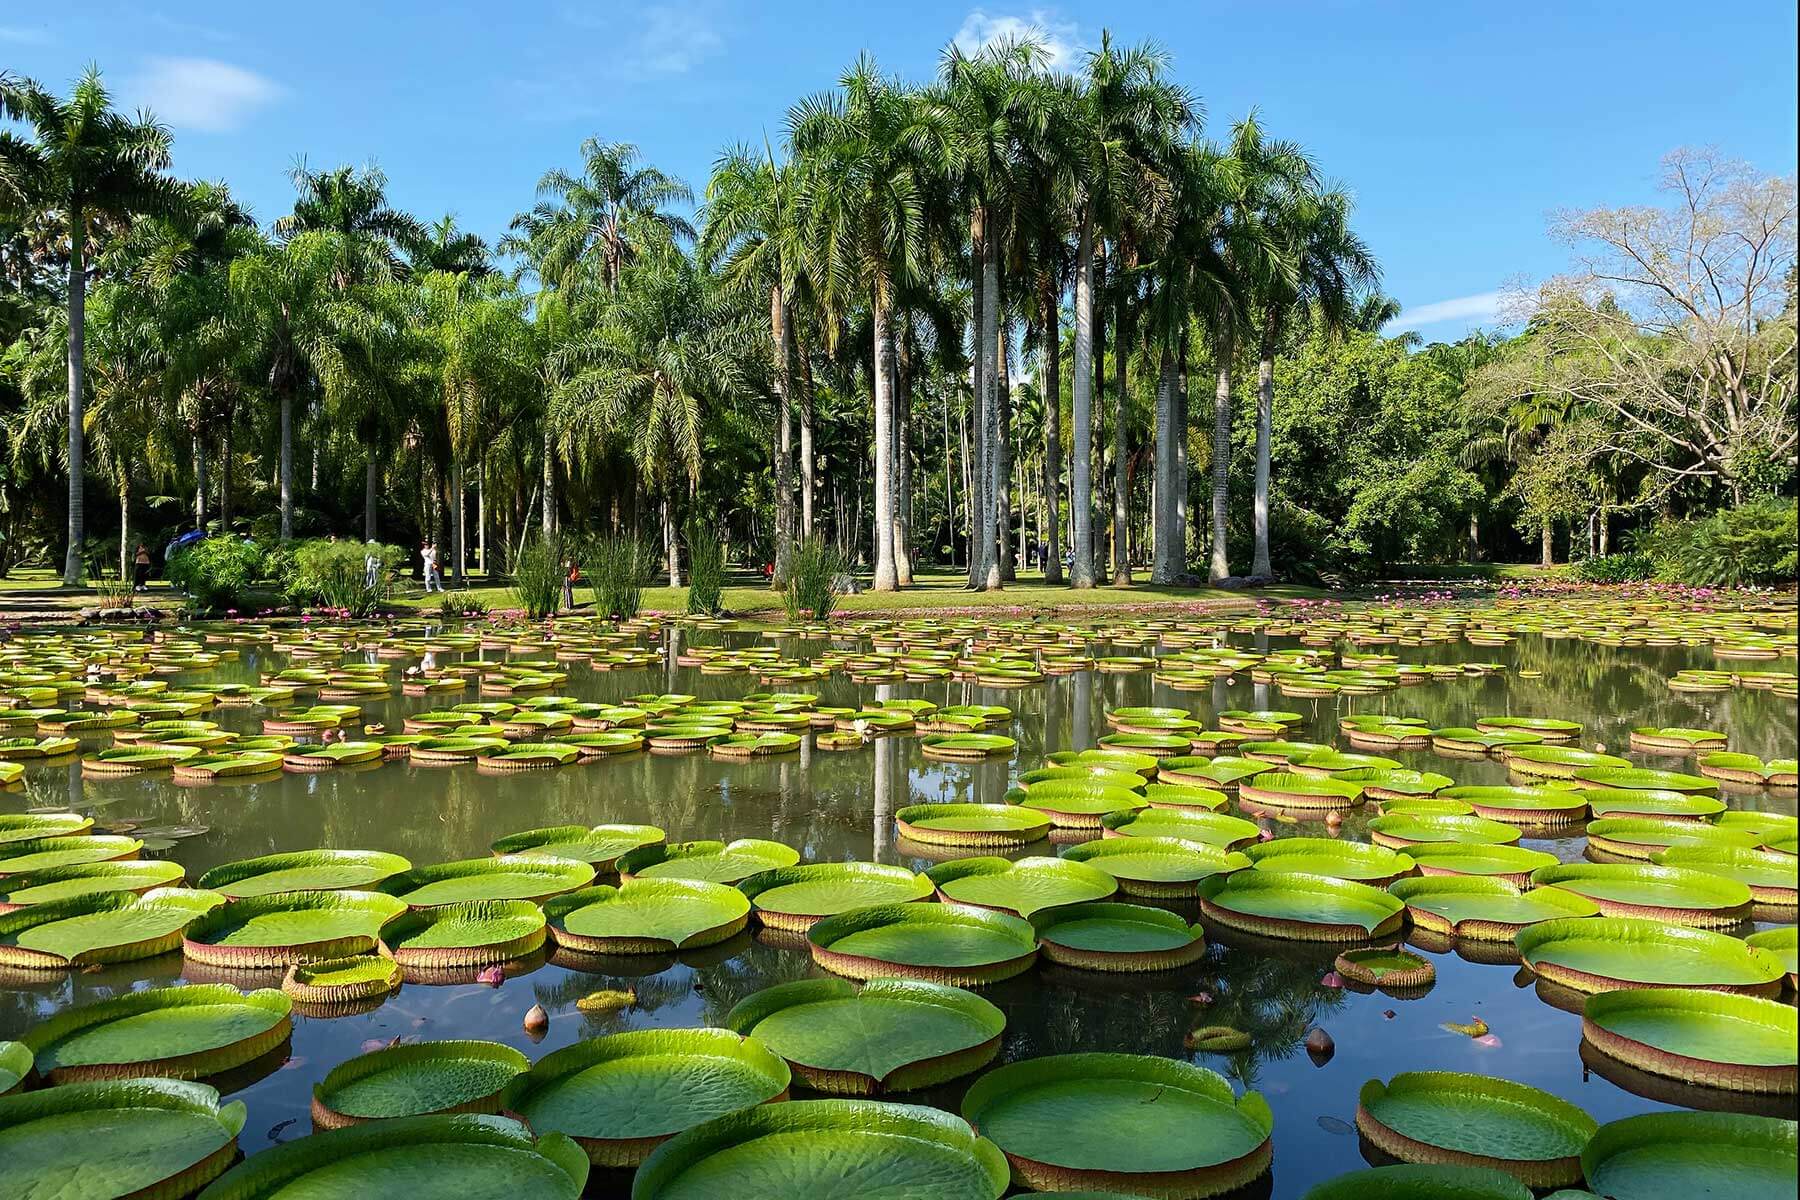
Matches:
[[511, 537, 565, 620], [784, 535, 845, 621], [437, 590, 489, 619], [92, 577, 135, 608], [684, 520, 725, 615], [166, 536, 263, 610], [1634, 500, 1798, 588], [283, 538, 404, 614], [1572, 553, 1656, 583], [586, 534, 652, 619]]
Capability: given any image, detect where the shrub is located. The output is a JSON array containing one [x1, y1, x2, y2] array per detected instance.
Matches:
[[512, 537, 565, 620], [284, 539, 405, 615], [684, 520, 724, 615], [93, 577, 136, 609], [167, 537, 264, 610], [784, 535, 845, 622], [1572, 552, 1656, 583], [437, 590, 488, 619], [587, 534, 652, 619], [1636, 499, 1798, 588]]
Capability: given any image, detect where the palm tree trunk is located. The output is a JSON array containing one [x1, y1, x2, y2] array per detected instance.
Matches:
[[871, 284, 898, 591], [1176, 330, 1190, 569], [893, 328, 914, 586], [541, 425, 556, 538], [969, 211, 990, 588], [1540, 519, 1554, 568], [1251, 324, 1276, 579], [117, 474, 129, 583], [994, 315, 1013, 585], [771, 285, 796, 581], [477, 465, 487, 575], [1040, 285, 1063, 584], [1152, 336, 1178, 584], [1094, 251, 1109, 575], [979, 220, 1003, 591], [799, 339, 816, 537], [364, 453, 379, 541], [1111, 272, 1131, 585], [451, 461, 467, 587], [1209, 317, 1233, 583], [279, 385, 294, 540], [665, 495, 680, 587], [1070, 206, 1097, 588], [193, 436, 208, 530], [62, 219, 87, 586]]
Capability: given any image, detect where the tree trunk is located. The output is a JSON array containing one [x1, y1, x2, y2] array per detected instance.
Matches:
[[1151, 336, 1179, 583], [193, 435, 208, 530], [871, 284, 898, 591], [1209, 317, 1234, 583], [1040, 285, 1063, 584], [664, 494, 680, 586], [541, 425, 556, 539], [1176, 329, 1190, 571], [117, 475, 130, 582], [771, 285, 796, 581], [799, 343, 816, 537], [364, 453, 379, 541], [1599, 508, 1610, 556], [1094, 248, 1109, 575], [1251, 322, 1276, 579], [971, 209, 993, 589], [1070, 206, 1097, 588], [451, 461, 468, 587], [62, 219, 87, 586], [279, 385, 293, 540], [477, 465, 487, 575], [219, 418, 234, 531], [994, 315, 1013, 585], [1540, 518, 1554, 568], [1111, 272, 1131, 585], [893, 326, 915, 586]]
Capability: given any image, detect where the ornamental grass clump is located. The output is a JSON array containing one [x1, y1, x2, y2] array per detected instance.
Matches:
[[511, 537, 564, 620], [784, 535, 844, 622], [683, 520, 724, 615], [587, 534, 652, 619]]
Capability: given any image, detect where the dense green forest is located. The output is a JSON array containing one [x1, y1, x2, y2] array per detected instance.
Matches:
[[3, 40, 1794, 594]]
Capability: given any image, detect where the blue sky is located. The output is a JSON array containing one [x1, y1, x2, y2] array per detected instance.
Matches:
[[5, 2, 1795, 340]]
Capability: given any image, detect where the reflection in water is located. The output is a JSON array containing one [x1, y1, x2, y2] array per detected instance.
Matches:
[[0, 626, 1794, 1191]]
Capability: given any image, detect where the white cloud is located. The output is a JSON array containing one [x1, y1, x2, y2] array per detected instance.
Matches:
[[953, 8, 1082, 68], [558, 4, 723, 79], [124, 57, 283, 134], [1385, 289, 1505, 333]]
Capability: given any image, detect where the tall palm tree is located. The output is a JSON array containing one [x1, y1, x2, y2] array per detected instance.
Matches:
[[407, 214, 492, 276], [1249, 176, 1376, 578], [506, 140, 695, 294], [1, 68, 181, 585], [275, 162, 423, 286], [790, 55, 930, 591]]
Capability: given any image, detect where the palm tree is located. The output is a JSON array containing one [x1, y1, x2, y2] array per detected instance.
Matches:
[[407, 214, 492, 277], [275, 162, 423, 286], [789, 55, 930, 592], [1248, 176, 1376, 578], [1, 68, 182, 585], [506, 140, 695, 294]]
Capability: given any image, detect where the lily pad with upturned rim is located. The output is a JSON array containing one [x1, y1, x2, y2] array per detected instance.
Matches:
[[1744, 927, 1797, 988], [0, 1078, 245, 1198], [1584, 818, 1757, 861], [0, 887, 223, 969], [1388, 876, 1599, 940], [1441, 786, 1588, 826], [0, 812, 94, 845], [1581, 988, 1796, 1095], [1355, 1071, 1596, 1189], [616, 839, 800, 885], [282, 953, 402, 1010], [543, 879, 751, 954], [1029, 902, 1208, 973], [510, 1028, 791, 1168], [1101, 807, 1262, 850], [1298, 1164, 1533, 1199], [489, 824, 665, 869], [1005, 783, 1147, 828], [808, 903, 1038, 986], [1571, 767, 1718, 795], [310, 1039, 531, 1128], [196, 850, 413, 898], [0, 860, 188, 910], [722, 977, 1004, 1095], [1333, 946, 1437, 992], [381, 855, 595, 907], [1529, 863, 1753, 928], [960, 1053, 1273, 1196], [738, 863, 933, 931], [1579, 1111, 1795, 1199], [1584, 788, 1726, 820], [1059, 837, 1249, 898], [1515, 917, 1785, 995], [0, 834, 145, 875], [926, 855, 1117, 917], [1243, 838, 1416, 885], [893, 803, 1051, 848], [1651, 847, 1798, 906], [0, 1041, 28, 1095], [1369, 814, 1522, 850], [1197, 870, 1406, 941], [382, 899, 548, 968], [21, 983, 292, 1084], [182, 889, 408, 968]]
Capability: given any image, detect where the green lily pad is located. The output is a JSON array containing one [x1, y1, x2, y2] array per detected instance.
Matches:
[[723, 978, 1004, 1094], [894, 803, 1051, 847], [1369, 814, 1522, 848], [0, 888, 223, 969], [196, 850, 413, 898], [0, 835, 146, 875], [1584, 788, 1725, 820], [1239, 771, 1365, 810], [0, 1078, 244, 1197], [1006, 782, 1147, 827], [1357, 1072, 1596, 1189], [1442, 786, 1589, 824], [1059, 837, 1249, 897], [1652, 846, 1799, 904], [544, 879, 751, 954], [1198, 870, 1406, 940], [510, 1028, 790, 1168], [1582, 988, 1797, 1087], [0, 860, 187, 908], [1242, 837, 1416, 884], [926, 856, 1117, 917], [961, 1053, 1272, 1193], [807, 903, 1038, 986], [194, 1113, 588, 1198], [489, 824, 665, 869], [311, 1040, 530, 1127], [1140, 782, 1230, 810], [1531, 863, 1753, 926], [738, 863, 932, 930], [631, 1099, 1008, 1200], [1585, 818, 1758, 860], [616, 840, 799, 885], [1100, 807, 1262, 850], [1516, 917, 1786, 994], [1298, 1164, 1533, 1199], [1573, 767, 1718, 794], [0, 812, 94, 845], [382, 856, 595, 906], [383, 899, 548, 968], [1158, 755, 1271, 788], [1020, 766, 1146, 792], [1030, 902, 1208, 972], [1505, 747, 1630, 779], [1580, 1111, 1795, 1199], [1336, 768, 1455, 798], [21, 983, 291, 1083], [183, 890, 408, 968], [1389, 876, 1599, 939], [1744, 927, 1797, 983], [0, 1041, 28, 1096]]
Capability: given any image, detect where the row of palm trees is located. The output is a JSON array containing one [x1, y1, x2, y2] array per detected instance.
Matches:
[[3, 34, 1380, 590]]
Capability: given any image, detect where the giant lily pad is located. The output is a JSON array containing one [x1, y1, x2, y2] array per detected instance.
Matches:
[[1442, 785, 1588, 826], [1744, 927, 1797, 988], [1238, 772, 1364, 811], [926, 856, 1117, 917], [1059, 837, 1249, 898], [738, 863, 932, 931], [0, 860, 187, 910], [808, 903, 1037, 986], [723, 978, 1004, 1094], [1101, 807, 1262, 850], [1585, 788, 1725, 820], [894, 803, 1051, 848], [1585, 818, 1758, 861], [489, 824, 665, 869], [195, 1113, 588, 1198], [0, 835, 145, 875], [196, 850, 413, 898], [1572, 767, 1718, 795], [21, 983, 291, 1084], [183, 890, 408, 968], [1389, 876, 1599, 940], [1197, 871, 1406, 941], [1030, 902, 1208, 972], [1504, 747, 1630, 780], [1369, 814, 1522, 849], [1582, 988, 1797, 1095], [0, 1041, 28, 1096], [1530, 863, 1753, 927], [1158, 755, 1271, 789], [0, 888, 223, 969], [0, 1078, 244, 1197], [1005, 782, 1146, 828], [1299, 1165, 1532, 1199], [1356, 1071, 1596, 1189], [311, 1040, 530, 1128], [631, 1099, 1008, 1200], [616, 840, 799, 885], [383, 899, 547, 968], [961, 1053, 1272, 1195], [0, 812, 94, 845], [1652, 846, 1799, 906], [382, 855, 595, 907], [510, 1028, 790, 1168], [544, 879, 751, 954], [1337, 768, 1454, 801], [282, 954, 402, 1012], [1243, 838, 1416, 885], [1580, 1111, 1795, 1199], [1516, 917, 1786, 995]]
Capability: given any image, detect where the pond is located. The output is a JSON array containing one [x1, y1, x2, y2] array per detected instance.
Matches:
[[1, 602, 1795, 1197]]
